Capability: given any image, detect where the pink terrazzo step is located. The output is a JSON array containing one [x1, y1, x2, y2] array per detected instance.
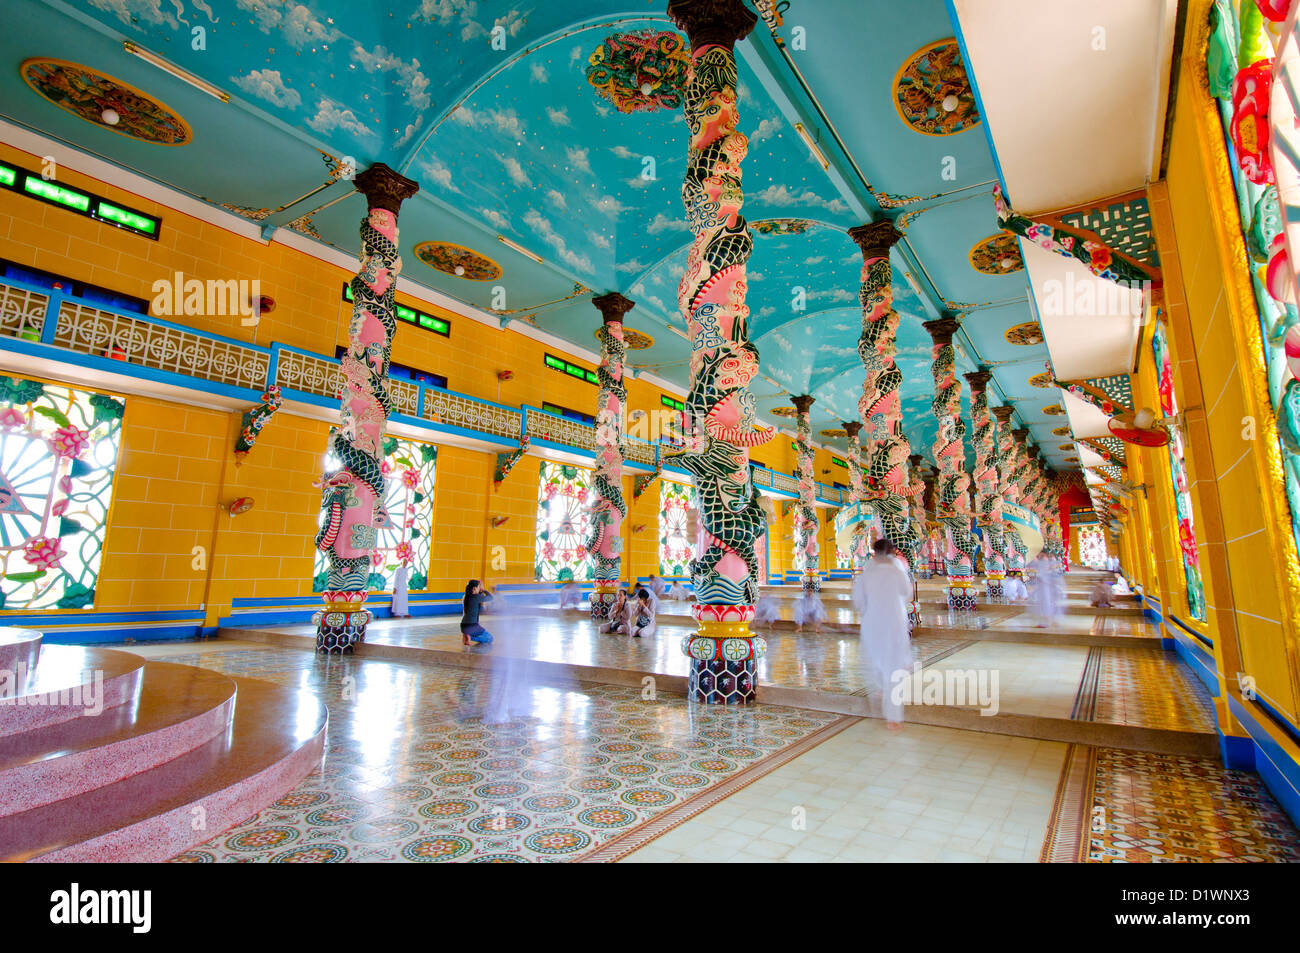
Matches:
[[0, 675, 327, 862], [0, 628, 41, 692], [0, 645, 145, 737], [0, 661, 237, 817]]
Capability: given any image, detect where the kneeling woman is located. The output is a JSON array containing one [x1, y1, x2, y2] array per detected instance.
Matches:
[[461, 579, 494, 645], [630, 587, 657, 639]]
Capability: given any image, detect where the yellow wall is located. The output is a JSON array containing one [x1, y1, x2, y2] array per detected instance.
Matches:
[[1142, 4, 1300, 752]]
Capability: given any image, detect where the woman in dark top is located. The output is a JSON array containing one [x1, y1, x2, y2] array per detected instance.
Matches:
[[461, 579, 494, 645]]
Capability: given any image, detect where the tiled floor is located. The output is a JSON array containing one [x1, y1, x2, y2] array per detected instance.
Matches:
[[142, 644, 842, 863], [119, 634, 1299, 863], [620, 720, 1069, 863]]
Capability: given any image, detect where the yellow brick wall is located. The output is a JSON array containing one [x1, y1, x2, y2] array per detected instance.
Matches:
[[1152, 18, 1300, 731]]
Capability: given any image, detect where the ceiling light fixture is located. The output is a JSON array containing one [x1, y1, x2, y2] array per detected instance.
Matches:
[[496, 234, 544, 264], [794, 122, 829, 170], [100, 108, 120, 126], [124, 41, 230, 102]]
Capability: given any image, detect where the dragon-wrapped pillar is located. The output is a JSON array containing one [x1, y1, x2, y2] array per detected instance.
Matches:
[[848, 221, 917, 564], [844, 420, 869, 570], [587, 292, 634, 620], [314, 163, 419, 653], [667, 0, 770, 705], [964, 369, 1006, 600], [923, 317, 979, 610], [792, 394, 820, 592], [992, 405, 1028, 579]]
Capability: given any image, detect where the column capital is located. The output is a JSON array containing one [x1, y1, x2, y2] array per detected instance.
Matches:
[[991, 405, 1015, 426], [847, 220, 903, 260], [592, 292, 635, 324], [667, 0, 756, 51], [908, 453, 924, 469], [1011, 427, 1029, 445], [963, 369, 993, 394], [353, 163, 419, 214], [922, 317, 960, 345], [843, 420, 862, 439], [791, 394, 815, 416], [1027, 444, 1040, 461]]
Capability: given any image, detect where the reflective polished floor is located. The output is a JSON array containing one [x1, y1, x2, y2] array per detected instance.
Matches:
[[121, 618, 1300, 863]]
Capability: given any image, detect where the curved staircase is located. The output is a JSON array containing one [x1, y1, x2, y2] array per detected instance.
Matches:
[[0, 628, 327, 862]]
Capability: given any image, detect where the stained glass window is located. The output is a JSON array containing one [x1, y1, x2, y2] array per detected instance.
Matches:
[[535, 461, 593, 581], [659, 479, 694, 576], [313, 436, 436, 593], [1153, 320, 1207, 621], [1078, 526, 1108, 569], [0, 377, 123, 610]]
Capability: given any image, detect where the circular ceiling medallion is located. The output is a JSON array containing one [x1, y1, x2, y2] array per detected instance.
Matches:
[[969, 232, 1023, 275], [1057, 443, 1074, 451], [586, 30, 691, 113], [892, 39, 981, 136], [21, 58, 191, 145], [820, 428, 847, 438], [414, 242, 502, 281], [1043, 405, 1066, 416], [1028, 371, 1055, 388], [769, 406, 796, 418], [752, 218, 812, 236], [1051, 426, 1071, 437], [593, 326, 655, 349], [1004, 322, 1044, 346], [1064, 455, 1080, 463]]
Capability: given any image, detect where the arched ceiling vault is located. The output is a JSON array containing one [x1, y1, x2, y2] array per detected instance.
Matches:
[[0, 0, 1173, 474]]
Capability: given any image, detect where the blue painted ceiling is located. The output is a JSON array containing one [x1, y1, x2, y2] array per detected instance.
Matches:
[[3, 0, 1070, 471]]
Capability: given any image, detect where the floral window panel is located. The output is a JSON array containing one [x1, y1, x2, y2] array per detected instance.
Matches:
[[1153, 321, 1207, 621], [1078, 526, 1108, 569], [535, 461, 593, 581], [313, 436, 436, 593], [659, 479, 694, 576], [0, 377, 124, 610], [836, 548, 852, 570]]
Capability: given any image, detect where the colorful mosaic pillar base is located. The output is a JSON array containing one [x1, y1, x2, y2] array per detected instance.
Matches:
[[313, 165, 419, 654], [587, 293, 634, 621], [947, 578, 977, 611], [590, 580, 619, 624], [667, 0, 769, 703], [312, 601, 371, 654], [682, 606, 765, 705], [984, 570, 1005, 602]]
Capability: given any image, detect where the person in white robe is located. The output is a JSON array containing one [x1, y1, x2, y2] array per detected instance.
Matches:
[[1029, 553, 1064, 627], [753, 593, 782, 628], [1004, 574, 1029, 603], [667, 581, 691, 601], [391, 565, 410, 619], [558, 581, 582, 609], [792, 592, 827, 633], [600, 590, 631, 635], [646, 574, 667, 598], [852, 539, 914, 728]]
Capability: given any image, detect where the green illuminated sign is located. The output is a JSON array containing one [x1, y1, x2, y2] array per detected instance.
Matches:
[[660, 394, 684, 412], [832, 456, 847, 468], [0, 166, 15, 187], [95, 201, 157, 235], [24, 178, 90, 212], [342, 285, 450, 337], [545, 355, 566, 371]]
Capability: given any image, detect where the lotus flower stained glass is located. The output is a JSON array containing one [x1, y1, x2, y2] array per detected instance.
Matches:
[[535, 461, 593, 582], [0, 378, 123, 610]]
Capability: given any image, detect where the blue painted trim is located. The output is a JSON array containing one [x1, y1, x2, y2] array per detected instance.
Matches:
[[1169, 613, 1213, 648], [39, 290, 63, 345], [1168, 623, 1220, 696], [1252, 692, 1300, 750], [0, 608, 202, 624], [41, 624, 205, 644], [943, 0, 1010, 197], [1226, 694, 1300, 828], [1220, 733, 1256, 771], [231, 593, 462, 608]]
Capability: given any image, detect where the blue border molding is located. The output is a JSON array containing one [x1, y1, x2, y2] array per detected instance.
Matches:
[[1226, 693, 1300, 828]]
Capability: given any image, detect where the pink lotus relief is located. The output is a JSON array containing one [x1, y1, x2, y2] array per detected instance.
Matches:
[[51, 425, 90, 459], [0, 408, 26, 429], [23, 536, 64, 570]]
